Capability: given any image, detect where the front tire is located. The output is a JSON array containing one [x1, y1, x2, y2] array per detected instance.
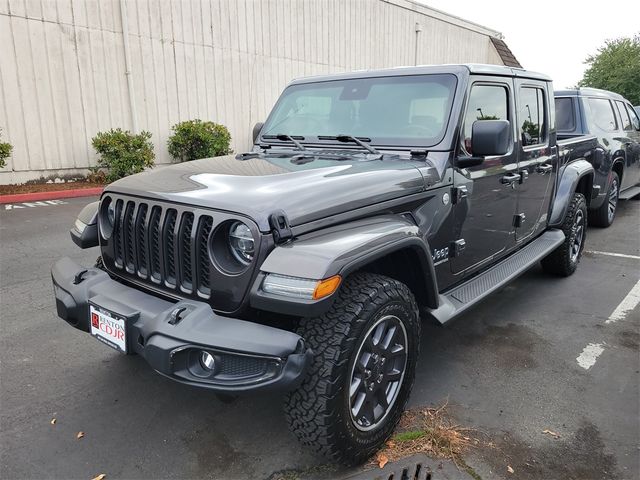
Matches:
[[284, 273, 420, 464], [541, 192, 587, 277], [590, 171, 619, 228]]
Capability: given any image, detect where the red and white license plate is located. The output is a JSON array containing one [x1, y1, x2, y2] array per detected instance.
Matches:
[[89, 305, 127, 353]]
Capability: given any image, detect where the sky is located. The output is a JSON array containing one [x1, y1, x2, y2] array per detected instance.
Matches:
[[418, 0, 639, 88]]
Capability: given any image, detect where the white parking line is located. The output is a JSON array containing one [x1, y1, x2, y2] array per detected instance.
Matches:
[[576, 343, 605, 370], [585, 250, 640, 260], [4, 200, 68, 210], [606, 279, 640, 324], [575, 278, 640, 370]]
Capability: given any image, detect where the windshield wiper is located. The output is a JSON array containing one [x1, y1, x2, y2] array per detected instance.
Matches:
[[319, 134, 380, 155], [262, 134, 306, 151]]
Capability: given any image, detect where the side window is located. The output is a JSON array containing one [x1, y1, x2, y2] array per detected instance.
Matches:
[[587, 98, 618, 132], [625, 103, 640, 131], [518, 87, 546, 146], [555, 97, 576, 132], [615, 101, 633, 131], [461, 84, 508, 155]]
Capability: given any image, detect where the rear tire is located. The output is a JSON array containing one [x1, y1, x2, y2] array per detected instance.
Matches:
[[590, 171, 619, 228], [284, 273, 420, 464], [541, 192, 587, 277]]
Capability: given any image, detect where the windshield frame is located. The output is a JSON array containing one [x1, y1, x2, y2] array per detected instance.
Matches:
[[260, 73, 459, 150]]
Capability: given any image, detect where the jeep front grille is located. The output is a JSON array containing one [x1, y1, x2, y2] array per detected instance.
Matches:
[[111, 199, 213, 297]]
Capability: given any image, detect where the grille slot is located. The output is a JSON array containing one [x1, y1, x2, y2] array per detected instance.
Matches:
[[123, 201, 136, 272], [163, 209, 177, 285], [196, 216, 213, 295], [149, 206, 162, 282], [114, 199, 124, 266], [135, 203, 148, 276], [179, 212, 194, 290]]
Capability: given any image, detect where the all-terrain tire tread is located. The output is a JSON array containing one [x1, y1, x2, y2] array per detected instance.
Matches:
[[284, 272, 419, 464], [541, 192, 587, 276], [589, 171, 619, 228]]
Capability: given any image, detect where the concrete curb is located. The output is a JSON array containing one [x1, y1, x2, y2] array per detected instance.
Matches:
[[0, 187, 104, 204]]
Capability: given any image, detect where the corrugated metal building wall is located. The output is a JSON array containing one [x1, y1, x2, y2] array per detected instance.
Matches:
[[0, 0, 506, 184]]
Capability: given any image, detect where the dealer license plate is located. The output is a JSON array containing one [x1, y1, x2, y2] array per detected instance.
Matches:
[[89, 304, 127, 353]]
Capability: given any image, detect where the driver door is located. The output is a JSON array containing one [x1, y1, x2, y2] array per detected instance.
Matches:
[[450, 79, 519, 275]]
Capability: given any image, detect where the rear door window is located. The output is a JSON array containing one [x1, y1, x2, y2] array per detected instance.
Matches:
[[587, 98, 618, 132], [518, 87, 546, 146], [625, 103, 640, 131], [615, 101, 633, 131]]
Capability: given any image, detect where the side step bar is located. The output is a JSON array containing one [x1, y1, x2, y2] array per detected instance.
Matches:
[[427, 229, 565, 324], [619, 185, 640, 200]]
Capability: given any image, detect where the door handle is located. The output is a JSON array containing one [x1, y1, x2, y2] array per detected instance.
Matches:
[[536, 164, 553, 174], [501, 173, 520, 184]]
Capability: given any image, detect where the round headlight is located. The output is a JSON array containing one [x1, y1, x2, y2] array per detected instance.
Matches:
[[228, 221, 254, 265]]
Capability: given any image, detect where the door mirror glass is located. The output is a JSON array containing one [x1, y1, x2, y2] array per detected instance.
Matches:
[[252, 122, 264, 144], [471, 120, 511, 157]]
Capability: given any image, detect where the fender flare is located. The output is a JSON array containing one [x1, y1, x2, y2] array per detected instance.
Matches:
[[250, 215, 439, 317], [549, 159, 594, 227]]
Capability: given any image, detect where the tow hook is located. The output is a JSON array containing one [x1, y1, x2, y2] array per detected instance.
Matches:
[[73, 269, 88, 285]]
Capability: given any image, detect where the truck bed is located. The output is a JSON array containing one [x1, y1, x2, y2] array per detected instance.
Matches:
[[557, 134, 598, 166]]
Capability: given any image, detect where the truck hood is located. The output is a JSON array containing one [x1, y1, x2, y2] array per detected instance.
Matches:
[[105, 153, 434, 231]]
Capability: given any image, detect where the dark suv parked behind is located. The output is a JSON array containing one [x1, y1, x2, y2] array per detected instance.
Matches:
[[555, 88, 640, 226]]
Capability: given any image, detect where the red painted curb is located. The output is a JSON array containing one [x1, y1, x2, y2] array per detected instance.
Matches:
[[0, 187, 104, 204]]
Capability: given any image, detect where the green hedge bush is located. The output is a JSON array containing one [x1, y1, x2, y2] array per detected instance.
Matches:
[[91, 128, 155, 182], [0, 128, 12, 169], [167, 119, 232, 162]]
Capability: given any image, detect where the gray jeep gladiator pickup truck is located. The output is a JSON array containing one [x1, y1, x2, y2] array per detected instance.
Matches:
[[52, 64, 596, 463]]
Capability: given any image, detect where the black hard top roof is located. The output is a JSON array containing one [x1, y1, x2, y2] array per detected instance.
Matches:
[[289, 64, 552, 85]]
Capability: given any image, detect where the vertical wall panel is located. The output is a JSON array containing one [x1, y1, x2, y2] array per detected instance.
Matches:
[[0, 0, 509, 183]]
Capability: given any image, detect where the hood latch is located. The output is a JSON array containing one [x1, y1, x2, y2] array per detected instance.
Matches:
[[269, 210, 293, 245]]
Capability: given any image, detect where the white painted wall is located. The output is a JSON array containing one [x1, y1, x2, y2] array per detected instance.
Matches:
[[0, 0, 505, 184]]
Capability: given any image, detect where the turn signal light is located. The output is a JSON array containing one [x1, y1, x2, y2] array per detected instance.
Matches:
[[313, 275, 342, 300]]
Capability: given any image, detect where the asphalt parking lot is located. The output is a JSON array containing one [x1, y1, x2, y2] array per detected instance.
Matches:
[[1, 196, 638, 480]]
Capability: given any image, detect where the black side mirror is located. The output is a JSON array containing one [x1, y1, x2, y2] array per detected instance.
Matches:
[[471, 119, 511, 157], [252, 122, 264, 144]]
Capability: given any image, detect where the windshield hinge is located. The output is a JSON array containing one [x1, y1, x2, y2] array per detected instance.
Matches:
[[269, 210, 293, 244]]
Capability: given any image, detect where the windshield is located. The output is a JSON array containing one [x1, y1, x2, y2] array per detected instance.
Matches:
[[261, 74, 457, 147]]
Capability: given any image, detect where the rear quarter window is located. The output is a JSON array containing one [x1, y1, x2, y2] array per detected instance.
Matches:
[[555, 97, 576, 131]]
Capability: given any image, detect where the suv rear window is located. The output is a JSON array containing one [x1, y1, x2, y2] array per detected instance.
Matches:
[[555, 97, 576, 131]]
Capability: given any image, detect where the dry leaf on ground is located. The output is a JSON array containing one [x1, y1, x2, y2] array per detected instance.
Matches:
[[542, 429, 560, 438], [77, 431, 85, 439], [91, 474, 106, 480], [507, 465, 515, 474], [50, 418, 56, 425], [377, 453, 389, 468]]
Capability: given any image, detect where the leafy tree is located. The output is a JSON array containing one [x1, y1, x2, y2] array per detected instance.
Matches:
[[578, 35, 640, 105]]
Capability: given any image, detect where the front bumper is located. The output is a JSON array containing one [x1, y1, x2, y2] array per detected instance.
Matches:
[[51, 257, 311, 393]]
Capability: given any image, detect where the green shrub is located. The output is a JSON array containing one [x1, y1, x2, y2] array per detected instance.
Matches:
[[91, 128, 155, 182], [0, 128, 12, 169], [167, 119, 232, 162]]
